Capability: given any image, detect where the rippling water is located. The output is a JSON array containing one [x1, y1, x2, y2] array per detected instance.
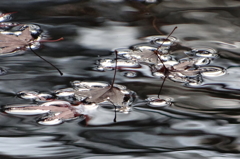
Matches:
[[1, 0, 240, 158]]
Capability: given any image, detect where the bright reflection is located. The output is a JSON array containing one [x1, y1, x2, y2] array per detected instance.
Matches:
[[77, 24, 141, 50]]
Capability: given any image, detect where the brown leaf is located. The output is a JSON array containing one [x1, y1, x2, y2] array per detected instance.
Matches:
[[171, 59, 200, 76], [75, 86, 125, 106], [173, 60, 195, 70], [0, 27, 34, 54], [124, 49, 160, 65]]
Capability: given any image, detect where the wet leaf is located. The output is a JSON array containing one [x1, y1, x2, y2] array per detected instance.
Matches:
[[0, 23, 64, 75], [171, 59, 200, 77], [75, 85, 126, 106], [74, 83, 133, 122], [4, 101, 97, 126], [170, 57, 213, 77], [0, 27, 34, 54], [4, 79, 136, 125], [120, 49, 161, 65]]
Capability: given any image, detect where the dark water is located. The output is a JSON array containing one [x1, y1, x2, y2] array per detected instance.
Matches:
[[0, 0, 240, 158]]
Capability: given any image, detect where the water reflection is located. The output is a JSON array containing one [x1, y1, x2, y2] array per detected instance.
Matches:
[[0, 136, 81, 158], [0, 0, 240, 158], [77, 24, 142, 50]]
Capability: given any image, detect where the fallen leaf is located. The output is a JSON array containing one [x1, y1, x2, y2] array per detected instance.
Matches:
[[120, 49, 161, 65], [74, 83, 132, 123], [0, 25, 64, 75], [0, 27, 35, 54], [171, 59, 200, 77], [74, 85, 126, 106], [75, 51, 135, 109], [4, 101, 97, 125]]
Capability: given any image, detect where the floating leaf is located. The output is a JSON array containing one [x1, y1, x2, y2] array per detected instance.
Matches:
[[74, 82, 135, 122], [171, 59, 200, 77], [0, 26, 35, 54], [73, 82, 135, 114], [4, 104, 49, 115], [4, 101, 97, 125], [77, 51, 136, 113], [118, 49, 161, 65], [74, 83, 129, 106], [4, 77, 136, 125], [0, 23, 63, 75]]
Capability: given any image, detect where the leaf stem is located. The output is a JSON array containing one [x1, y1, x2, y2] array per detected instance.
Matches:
[[157, 26, 178, 51], [2, 12, 17, 16], [29, 45, 63, 76], [108, 99, 117, 123], [113, 105, 117, 123], [110, 50, 118, 89], [157, 70, 168, 98], [155, 26, 177, 98], [38, 37, 64, 43]]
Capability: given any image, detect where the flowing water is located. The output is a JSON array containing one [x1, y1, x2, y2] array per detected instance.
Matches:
[[0, 0, 240, 158]]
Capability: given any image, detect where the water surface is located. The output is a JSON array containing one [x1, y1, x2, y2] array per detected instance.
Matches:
[[0, 0, 240, 158]]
